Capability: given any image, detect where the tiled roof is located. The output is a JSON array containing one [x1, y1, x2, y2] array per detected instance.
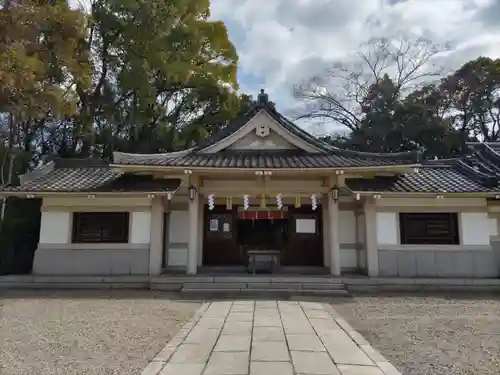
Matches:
[[3, 157, 500, 195], [457, 142, 500, 186], [346, 165, 500, 193], [113, 149, 421, 169], [1, 158, 181, 193], [345, 143, 500, 194], [111, 98, 421, 169], [193, 102, 335, 152]]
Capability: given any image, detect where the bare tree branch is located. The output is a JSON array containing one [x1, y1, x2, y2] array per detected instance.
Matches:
[[293, 35, 444, 131]]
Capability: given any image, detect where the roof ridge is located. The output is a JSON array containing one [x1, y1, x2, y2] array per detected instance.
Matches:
[[54, 158, 110, 168], [113, 149, 193, 163], [328, 148, 421, 161]]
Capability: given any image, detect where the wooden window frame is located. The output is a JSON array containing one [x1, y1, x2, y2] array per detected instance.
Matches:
[[72, 212, 130, 244], [399, 212, 459, 245]]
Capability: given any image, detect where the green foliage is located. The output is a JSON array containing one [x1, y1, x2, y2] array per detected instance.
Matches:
[[297, 37, 500, 158], [0, 0, 246, 158], [0, 1, 91, 132]]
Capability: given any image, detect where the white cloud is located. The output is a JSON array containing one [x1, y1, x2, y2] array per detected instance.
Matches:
[[210, 0, 500, 127], [68, 0, 500, 133]]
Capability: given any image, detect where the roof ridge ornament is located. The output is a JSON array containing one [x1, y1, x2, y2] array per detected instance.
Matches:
[[257, 89, 269, 104]]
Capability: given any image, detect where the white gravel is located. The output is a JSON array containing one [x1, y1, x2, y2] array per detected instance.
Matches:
[[0, 290, 201, 375], [331, 294, 500, 375]]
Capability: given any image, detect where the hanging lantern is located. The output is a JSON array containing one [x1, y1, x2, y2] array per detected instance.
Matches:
[[295, 196, 301, 208], [311, 194, 318, 211], [226, 196, 233, 210], [243, 194, 250, 210], [276, 193, 283, 210], [208, 193, 215, 210], [260, 194, 266, 208]]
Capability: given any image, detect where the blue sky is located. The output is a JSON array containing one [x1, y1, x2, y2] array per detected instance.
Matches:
[[210, 0, 500, 130]]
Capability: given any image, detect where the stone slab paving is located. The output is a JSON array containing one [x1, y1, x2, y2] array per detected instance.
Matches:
[[142, 300, 402, 375]]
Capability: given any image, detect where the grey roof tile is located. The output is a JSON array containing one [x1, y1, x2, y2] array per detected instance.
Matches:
[[346, 165, 500, 193], [111, 101, 420, 169], [113, 149, 420, 168], [1, 158, 181, 193]]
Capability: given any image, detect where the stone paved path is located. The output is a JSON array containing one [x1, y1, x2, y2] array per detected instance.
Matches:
[[142, 300, 401, 375]]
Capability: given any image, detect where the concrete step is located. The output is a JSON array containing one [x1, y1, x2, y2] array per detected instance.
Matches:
[[298, 283, 346, 290], [181, 287, 348, 296], [181, 281, 346, 289], [183, 282, 246, 289], [300, 289, 349, 296]]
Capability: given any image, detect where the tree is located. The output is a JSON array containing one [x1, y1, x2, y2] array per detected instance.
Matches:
[[1, 0, 247, 160], [436, 57, 500, 141], [344, 74, 460, 157], [0, 0, 91, 154], [294, 36, 443, 131], [64, 0, 242, 156]]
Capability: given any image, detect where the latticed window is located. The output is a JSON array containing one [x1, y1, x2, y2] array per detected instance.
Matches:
[[399, 213, 459, 245], [72, 212, 129, 243]]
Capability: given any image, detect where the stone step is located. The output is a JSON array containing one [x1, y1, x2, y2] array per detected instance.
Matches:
[[246, 282, 303, 289], [183, 282, 246, 289], [180, 287, 348, 296], [181, 281, 346, 290], [298, 283, 346, 290], [300, 289, 349, 296]]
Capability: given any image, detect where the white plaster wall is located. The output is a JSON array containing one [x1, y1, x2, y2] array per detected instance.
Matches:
[[339, 211, 356, 244], [39, 211, 70, 244], [130, 211, 151, 244], [339, 211, 357, 269], [340, 249, 357, 268], [460, 212, 497, 245], [376, 212, 398, 245], [168, 210, 189, 266], [34, 199, 152, 275]]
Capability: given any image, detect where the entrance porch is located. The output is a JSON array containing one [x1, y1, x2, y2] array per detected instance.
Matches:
[[161, 186, 351, 276], [203, 204, 324, 269]]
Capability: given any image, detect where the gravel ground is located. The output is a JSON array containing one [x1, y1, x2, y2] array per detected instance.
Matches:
[[0, 290, 201, 375], [332, 294, 500, 375]]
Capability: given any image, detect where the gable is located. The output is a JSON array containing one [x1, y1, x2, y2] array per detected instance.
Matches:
[[199, 109, 323, 153], [227, 129, 296, 150]]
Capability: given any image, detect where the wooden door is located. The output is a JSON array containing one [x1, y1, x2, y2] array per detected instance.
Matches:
[[283, 205, 323, 266], [203, 205, 241, 266]]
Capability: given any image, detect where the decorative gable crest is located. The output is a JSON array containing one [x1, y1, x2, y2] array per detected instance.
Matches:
[[256, 123, 270, 138]]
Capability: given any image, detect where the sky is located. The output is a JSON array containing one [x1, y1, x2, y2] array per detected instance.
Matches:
[[209, 0, 500, 114], [69, 0, 500, 132]]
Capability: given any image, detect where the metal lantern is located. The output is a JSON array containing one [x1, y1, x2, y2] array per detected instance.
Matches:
[[331, 186, 340, 202], [188, 185, 197, 201]]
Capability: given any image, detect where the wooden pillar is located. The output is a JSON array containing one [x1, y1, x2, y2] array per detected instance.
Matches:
[[149, 196, 165, 276], [364, 199, 379, 276], [322, 195, 330, 268], [327, 191, 341, 276], [187, 177, 200, 274], [197, 197, 204, 267]]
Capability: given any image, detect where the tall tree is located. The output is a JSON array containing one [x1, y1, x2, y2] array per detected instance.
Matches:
[[0, 0, 91, 153], [334, 74, 461, 157], [1, 0, 247, 160], [436, 57, 500, 141], [294, 36, 443, 132], [67, 0, 241, 156]]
